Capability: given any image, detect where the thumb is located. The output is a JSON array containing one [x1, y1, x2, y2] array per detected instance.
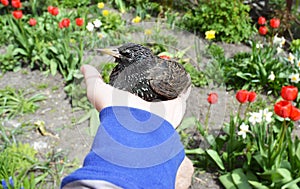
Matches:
[[80, 64, 110, 111]]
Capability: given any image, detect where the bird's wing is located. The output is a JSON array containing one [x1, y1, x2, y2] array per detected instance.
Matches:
[[148, 58, 191, 100]]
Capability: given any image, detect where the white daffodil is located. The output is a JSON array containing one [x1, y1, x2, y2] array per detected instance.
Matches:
[[256, 43, 263, 49], [260, 108, 273, 124], [86, 22, 94, 32], [297, 59, 300, 69], [93, 19, 102, 28], [276, 47, 283, 54], [238, 123, 249, 139], [273, 34, 285, 48], [288, 53, 295, 64], [249, 112, 263, 125], [290, 73, 300, 83], [268, 71, 275, 81], [97, 32, 107, 39]]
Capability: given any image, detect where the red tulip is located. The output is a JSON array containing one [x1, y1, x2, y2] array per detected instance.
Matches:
[[258, 16, 266, 25], [48, 6, 59, 16], [58, 22, 64, 29], [281, 86, 298, 101], [289, 106, 300, 121], [28, 18, 37, 26], [75, 18, 84, 27], [274, 100, 292, 118], [236, 90, 249, 103], [12, 10, 23, 19], [61, 18, 70, 28], [159, 55, 171, 60], [1, 0, 9, 6], [207, 93, 218, 104], [270, 18, 280, 29], [248, 91, 257, 102], [48, 6, 54, 13], [11, 0, 21, 8], [259, 26, 268, 35]]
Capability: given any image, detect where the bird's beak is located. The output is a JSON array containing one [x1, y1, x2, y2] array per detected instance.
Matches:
[[96, 48, 121, 58]]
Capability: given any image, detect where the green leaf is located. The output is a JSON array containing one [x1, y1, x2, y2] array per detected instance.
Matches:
[[231, 168, 252, 189], [206, 149, 224, 170], [13, 48, 28, 56], [177, 117, 197, 132], [185, 148, 205, 155], [50, 59, 57, 76], [282, 177, 300, 189], [77, 110, 92, 124], [48, 46, 58, 54], [296, 143, 300, 161], [205, 134, 216, 146], [248, 180, 269, 189], [89, 108, 100, 137], [219, 173, 237, 189], [272, 168, 292, 184], [34, 172, 48, 186]]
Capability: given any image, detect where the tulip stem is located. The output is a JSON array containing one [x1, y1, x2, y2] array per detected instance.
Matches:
[[278, 119, 287, 151], [271, 119, 288, 167], [204, 104, 211, 134], [244, 102, 251, 119]]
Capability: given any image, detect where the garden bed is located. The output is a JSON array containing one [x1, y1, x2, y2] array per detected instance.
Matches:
[[1, 0, 300, 188]]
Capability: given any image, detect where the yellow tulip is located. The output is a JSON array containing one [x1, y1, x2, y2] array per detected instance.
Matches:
[[205, 30, 216, 40], [132, 16, 141, 23], [144, 29, 152, 35], [98, 2, 104, 9], [102, 10, 109, 17]]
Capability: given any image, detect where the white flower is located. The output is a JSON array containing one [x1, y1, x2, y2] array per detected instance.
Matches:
[[256, 43, 263, 49], [276, 47, 283, 54], [86, 22, 94, 32], [97, 32, 107, 39], [249, 112, 263, 125], [297, 59, 300, 69], [93, 19, 102, 28], [290, 73, 300, 83], [288, 53, 295, 64], [268, 71, 275, 81], [260, 108, 273, 124], [273, 34, 285, 48], [238, 123, 249, 139]]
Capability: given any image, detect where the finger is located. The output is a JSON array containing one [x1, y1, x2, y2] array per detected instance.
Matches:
[[81, 65, 112, 111], [81, 64, 104, 85]]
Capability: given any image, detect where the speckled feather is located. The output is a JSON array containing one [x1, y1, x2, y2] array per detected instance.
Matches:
[[108, 43, 191, 102]]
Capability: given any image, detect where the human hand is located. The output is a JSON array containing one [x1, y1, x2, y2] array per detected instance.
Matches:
[[81, 64, 191, 128], [81, 64, 194, 189]]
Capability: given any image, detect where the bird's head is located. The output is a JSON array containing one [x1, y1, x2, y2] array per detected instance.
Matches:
[[97, 43, 154, 66]]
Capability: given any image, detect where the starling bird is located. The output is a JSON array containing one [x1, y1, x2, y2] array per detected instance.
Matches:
[[98, 43, 191, 102]]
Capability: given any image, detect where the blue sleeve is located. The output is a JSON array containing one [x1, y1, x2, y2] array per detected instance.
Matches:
[[61, 106, 185, 189]]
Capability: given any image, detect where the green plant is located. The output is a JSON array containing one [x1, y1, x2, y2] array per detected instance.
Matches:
[[0, 45, 22, 73], [59, 0, 90, 8], [222, 42, 290, 94], [290, 39, 300, 53], [100, 62, 117, 84], [183, 63, 207, 87], [0, 86, 46, 119], [0, 5, 90, 83], [0, 141, 76, 189], [107, 0, 161, 18], [0, 143, 38, 182], [179, 0, 254, 43], [98, 9, 125, 33], [183, 88, 300, 188]]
